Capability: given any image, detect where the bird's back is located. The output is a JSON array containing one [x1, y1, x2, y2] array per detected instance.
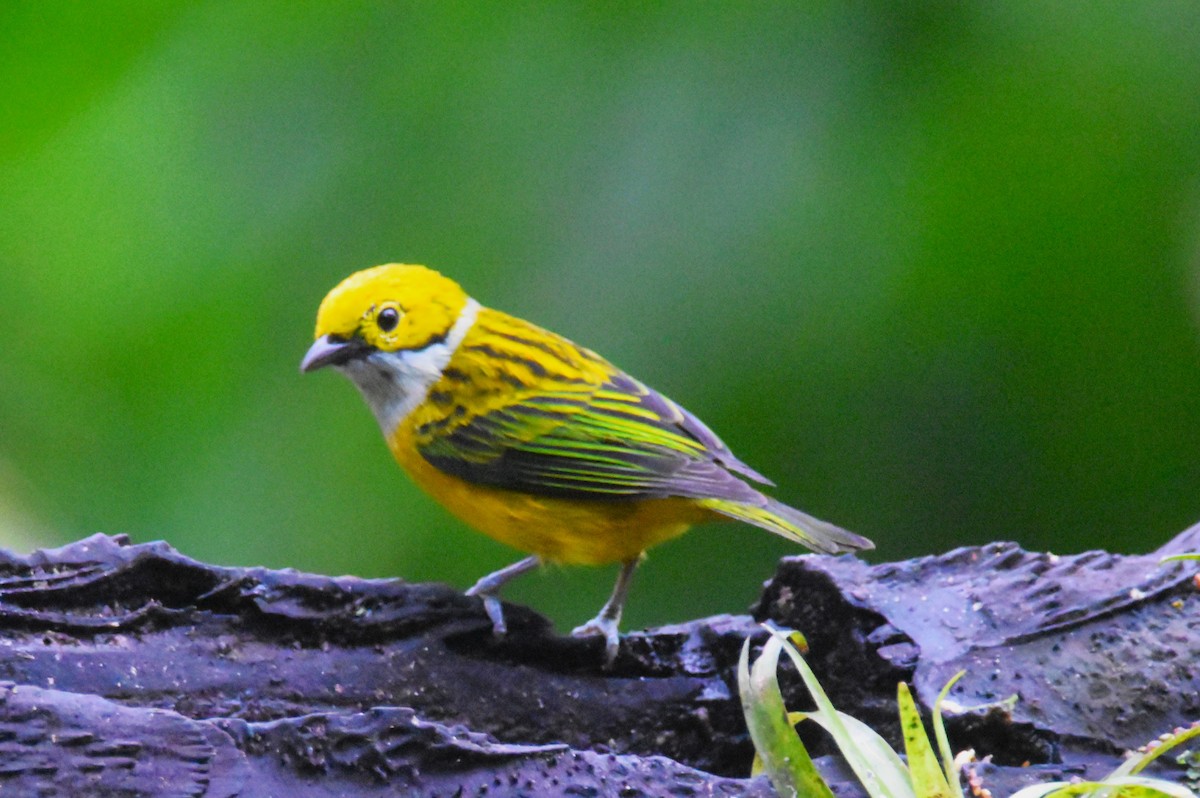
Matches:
[[383, 307, 722, 562], [407, 306, 614, 443]]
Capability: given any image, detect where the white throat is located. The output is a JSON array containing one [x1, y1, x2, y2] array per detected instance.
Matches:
[[339, 298, 480, 434]]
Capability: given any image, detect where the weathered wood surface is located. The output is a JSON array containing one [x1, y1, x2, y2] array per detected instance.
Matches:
[[0, 527, 1195, 797]]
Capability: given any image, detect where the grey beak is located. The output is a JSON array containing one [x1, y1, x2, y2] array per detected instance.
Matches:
[[301, 335, 358, 373]]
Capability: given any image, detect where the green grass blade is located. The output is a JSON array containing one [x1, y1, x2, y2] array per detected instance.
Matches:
[[794, 707, 913, 797], [931, 671, 967, 798], [1011, 776, 1196, 798], [1097, 776, 1198, 798], [738, 636, 836, 798], [1109, 724, 1200, 779], [899, 681, 955, 798], [769, 627, 916, 798], [1159, 553, 1200, 564]]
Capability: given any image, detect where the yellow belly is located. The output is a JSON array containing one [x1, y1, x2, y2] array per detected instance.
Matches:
[[386, 422, 715, 565]]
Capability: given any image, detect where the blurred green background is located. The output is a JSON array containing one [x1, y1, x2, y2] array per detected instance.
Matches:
[[3, 3, 1200, 632]]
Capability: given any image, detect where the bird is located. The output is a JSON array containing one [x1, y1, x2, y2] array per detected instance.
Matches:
[[301, 264, 873, 662]]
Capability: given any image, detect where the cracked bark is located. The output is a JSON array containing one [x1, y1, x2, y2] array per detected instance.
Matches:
[[0, 526, 1195, 797]]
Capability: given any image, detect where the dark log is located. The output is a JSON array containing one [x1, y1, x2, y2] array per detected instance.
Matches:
[[0, 526, 1195, 797]]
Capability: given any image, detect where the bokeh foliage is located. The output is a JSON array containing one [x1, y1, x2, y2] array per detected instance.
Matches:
[[2, 3, 1200, 631]]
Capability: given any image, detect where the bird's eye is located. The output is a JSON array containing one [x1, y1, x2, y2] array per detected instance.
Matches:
[[377, 306, 400, 332]]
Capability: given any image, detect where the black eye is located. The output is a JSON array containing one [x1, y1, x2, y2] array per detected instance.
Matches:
[[377, 307, 400, 332]]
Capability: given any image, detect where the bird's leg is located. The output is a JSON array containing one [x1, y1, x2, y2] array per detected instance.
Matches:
[[465, 555, 541, 636], [571, 555, 642, 664]]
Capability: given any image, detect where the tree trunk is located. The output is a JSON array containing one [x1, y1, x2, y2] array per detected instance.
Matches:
[[0, 527, 1195, 796]]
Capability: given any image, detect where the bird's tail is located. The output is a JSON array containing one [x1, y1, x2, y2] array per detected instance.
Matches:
[[697, 496, 873, 554]]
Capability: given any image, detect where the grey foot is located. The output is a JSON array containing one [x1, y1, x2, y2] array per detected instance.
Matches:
[[464, 584, 507, 636], [571, 614, 620, 664], [464, 555, 540, 637]]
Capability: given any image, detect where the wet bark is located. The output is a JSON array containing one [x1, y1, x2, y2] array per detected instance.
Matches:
[[0, 526, 1195, 797]]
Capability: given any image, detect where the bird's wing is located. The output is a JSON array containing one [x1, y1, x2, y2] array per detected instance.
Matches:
[[415, 371, 767, 502]]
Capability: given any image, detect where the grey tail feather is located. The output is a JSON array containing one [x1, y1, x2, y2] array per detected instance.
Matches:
[[699, 496, 874, 554]]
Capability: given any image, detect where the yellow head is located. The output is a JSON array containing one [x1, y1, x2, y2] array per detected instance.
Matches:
[[308, 264, 470, 356], [301, 264, 480, 433]]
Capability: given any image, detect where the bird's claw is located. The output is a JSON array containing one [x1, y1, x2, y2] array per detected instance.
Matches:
[[463, 555, 539, 637], [571, 614, 620, 665], [465, 586, 507, 636]]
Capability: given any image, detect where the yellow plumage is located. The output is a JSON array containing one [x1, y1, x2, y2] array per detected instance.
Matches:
[[395, 305, 710, 564], [302, 263, 872, 661], [389, 419, 709, 565]]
